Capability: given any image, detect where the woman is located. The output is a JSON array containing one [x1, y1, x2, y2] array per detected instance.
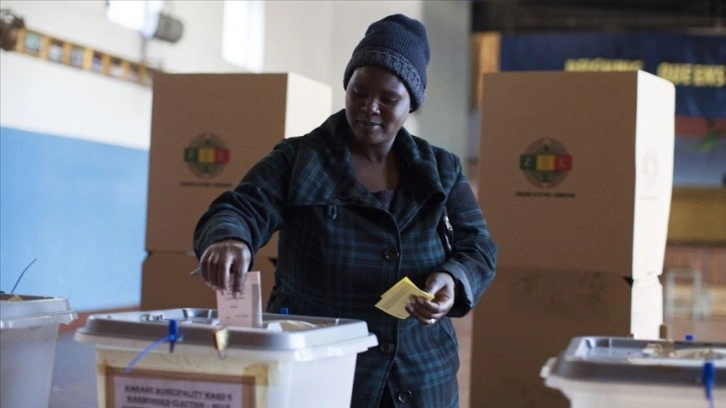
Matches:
[[194, 13, 497, 408]]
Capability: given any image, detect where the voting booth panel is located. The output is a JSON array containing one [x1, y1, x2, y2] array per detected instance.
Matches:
[[471, 71, 675, 408], [145, 73, 332, 258], [470, 268, 663, 408], [477, 71, 674, 280], [140, 73, 331, 311]]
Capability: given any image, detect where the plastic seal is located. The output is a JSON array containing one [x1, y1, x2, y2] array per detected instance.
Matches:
[[168, 319, 179, 353], [702, 361, 715, 402], [124, 319, 183, 373]]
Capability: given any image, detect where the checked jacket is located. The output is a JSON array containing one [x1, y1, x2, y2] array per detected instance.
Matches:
[[194, 109, 498, 408]]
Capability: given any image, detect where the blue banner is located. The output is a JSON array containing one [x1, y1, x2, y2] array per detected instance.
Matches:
[[499, 33, 726, 118]]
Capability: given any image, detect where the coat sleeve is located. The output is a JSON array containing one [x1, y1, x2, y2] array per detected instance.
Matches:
[[192, 139, 297, 259], [438, 155, 498, 317]]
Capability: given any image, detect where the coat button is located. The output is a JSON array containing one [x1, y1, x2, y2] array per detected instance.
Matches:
[[382, 248, 400, 260], [379, 342, 395, 355], [396, 389, 413, 404]]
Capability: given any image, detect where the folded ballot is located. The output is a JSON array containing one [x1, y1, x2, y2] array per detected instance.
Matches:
[[375, 276, 434, 319]]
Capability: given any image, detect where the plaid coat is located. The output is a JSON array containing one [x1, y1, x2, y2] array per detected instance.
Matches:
[[194, 110, 497, 407]]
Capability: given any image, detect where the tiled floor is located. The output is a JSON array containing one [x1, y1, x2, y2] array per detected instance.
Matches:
[[47, 313, 726, 408]]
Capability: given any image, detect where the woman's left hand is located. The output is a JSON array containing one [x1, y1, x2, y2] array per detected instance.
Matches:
[[406, 272, 455, 326]]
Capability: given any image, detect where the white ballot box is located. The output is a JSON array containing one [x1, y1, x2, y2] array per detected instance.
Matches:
[[75, 308, 377, 408], [1, 294, 77, 408], [541, 336, 725, 408]]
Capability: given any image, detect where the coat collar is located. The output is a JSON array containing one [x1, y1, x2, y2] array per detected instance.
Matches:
[[290, 110, 446, 225]]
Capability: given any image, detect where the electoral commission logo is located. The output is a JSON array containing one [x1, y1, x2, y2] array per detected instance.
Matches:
[[519, 138, 573, 188], [183, 133, 230, 178]]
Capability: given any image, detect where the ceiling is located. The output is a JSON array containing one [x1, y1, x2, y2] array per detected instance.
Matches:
[[471, 0, 726, 34]]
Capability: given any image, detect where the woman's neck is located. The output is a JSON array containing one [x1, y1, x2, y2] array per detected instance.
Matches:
[[350, 148, 399, 192]]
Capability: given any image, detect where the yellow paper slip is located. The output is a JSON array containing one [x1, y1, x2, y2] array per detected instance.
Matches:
[[375, 277, 434, 319]]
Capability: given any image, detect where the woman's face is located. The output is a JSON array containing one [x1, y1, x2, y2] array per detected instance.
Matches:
[[345, 65, 411, 149]]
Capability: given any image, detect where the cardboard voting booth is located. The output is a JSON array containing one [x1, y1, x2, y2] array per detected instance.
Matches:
[[141, 73, 332, 310], [471, 71, 675, 408], [145, 72, 332, 256]]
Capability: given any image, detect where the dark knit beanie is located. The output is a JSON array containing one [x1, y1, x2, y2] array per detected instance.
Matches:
[[343, 14, 430, 112]]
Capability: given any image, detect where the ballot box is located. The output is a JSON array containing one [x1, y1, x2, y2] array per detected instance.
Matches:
[[1, 294, 77, 408], [541, 336, 725, 408], [75, 308, 378, 408]]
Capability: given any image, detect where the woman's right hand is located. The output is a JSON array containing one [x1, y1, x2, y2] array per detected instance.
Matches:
[[198, 239, 251, 296]]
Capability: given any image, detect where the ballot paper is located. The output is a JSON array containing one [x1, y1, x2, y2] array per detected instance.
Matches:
[[375, 276, 435, 319], [216, 271, 263, 327]]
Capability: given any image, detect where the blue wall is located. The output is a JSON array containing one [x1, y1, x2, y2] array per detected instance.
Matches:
[[0, 126, 148, 310]]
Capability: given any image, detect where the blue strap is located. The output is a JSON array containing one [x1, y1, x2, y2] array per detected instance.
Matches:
[[124, 319, 180, 374]]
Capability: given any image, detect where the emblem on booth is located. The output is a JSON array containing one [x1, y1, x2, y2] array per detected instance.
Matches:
[[519, 138, 573, 188], [183, 133, 230, 178]]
